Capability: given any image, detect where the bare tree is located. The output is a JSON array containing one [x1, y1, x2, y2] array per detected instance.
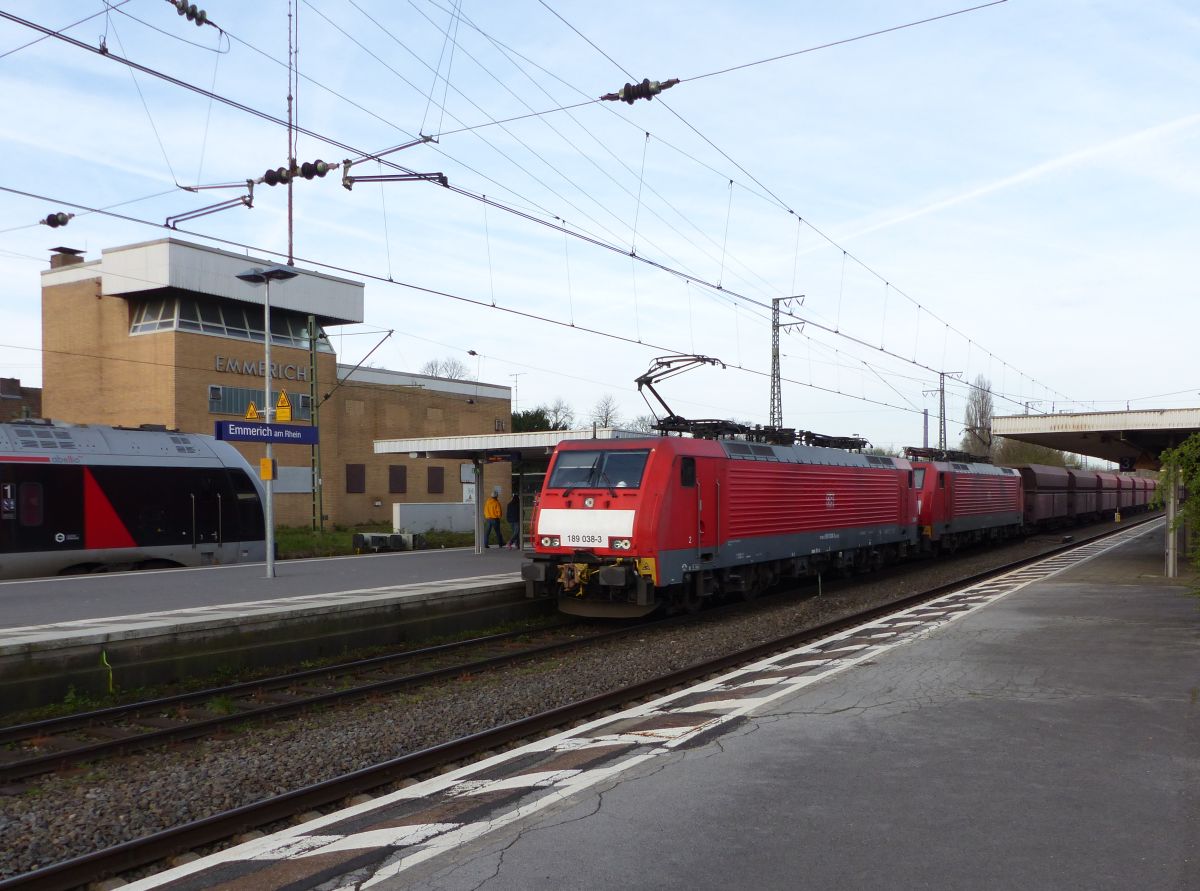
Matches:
[[589, 394, 622, 428], [628, 414, 657, 433], [961, 374, 994, 458], [545, 398, 576, 429], [994, 437, 1080, 468], [420, 357, 472, 380]]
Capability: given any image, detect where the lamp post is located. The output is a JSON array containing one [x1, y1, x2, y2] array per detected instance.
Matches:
[[236, 264, 298, 578]]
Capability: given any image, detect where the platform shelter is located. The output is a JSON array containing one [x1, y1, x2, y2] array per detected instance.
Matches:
[[375, 428, 645, 553], [993, 407, 1200, 575]]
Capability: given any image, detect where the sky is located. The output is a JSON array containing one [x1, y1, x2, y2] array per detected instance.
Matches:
[[0, 0, 1198, 452]]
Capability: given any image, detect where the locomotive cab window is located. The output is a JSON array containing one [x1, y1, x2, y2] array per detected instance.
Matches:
[[913, 468, 925, 488], [680, 457, 696, 488], [548, 450, 650, 489], [939, 472, 946, 488]]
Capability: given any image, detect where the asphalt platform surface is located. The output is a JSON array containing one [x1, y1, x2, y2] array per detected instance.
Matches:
[[394, 525, 1199, 890], [0, 546, 526, 629]]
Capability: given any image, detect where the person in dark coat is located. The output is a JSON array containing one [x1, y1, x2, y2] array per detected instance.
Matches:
[[506, 491, 521, 549]]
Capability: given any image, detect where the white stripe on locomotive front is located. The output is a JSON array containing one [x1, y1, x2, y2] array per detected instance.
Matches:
[[535, 508, 636, 538]]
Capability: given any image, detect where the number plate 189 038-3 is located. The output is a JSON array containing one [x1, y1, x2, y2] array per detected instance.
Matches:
[[565, 533, 605, 546]]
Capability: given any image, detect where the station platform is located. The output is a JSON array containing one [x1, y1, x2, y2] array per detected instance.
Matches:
[[0, 548, 533, 712], [125, 517, 1198, 891]]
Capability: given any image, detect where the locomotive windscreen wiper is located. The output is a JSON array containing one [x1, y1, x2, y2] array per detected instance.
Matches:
[[596, 468, 618, 496]]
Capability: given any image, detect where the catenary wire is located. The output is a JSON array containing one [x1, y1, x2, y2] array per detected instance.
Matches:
[[534, 0, 1071, 407], [682, 1, 1009, 83], [0, 184, 930, 423], [3, 7, 1064, 412], [0, 0, 132, 61]]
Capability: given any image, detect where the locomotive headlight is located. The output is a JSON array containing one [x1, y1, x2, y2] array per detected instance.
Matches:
[[540, 535, 560, 547], [610, 537, 632, 550], [584, 497, 595, 508]]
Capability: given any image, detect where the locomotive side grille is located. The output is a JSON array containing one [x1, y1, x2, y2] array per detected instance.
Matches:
[[951, 475, 1021, 516], [725, 465, 902, 536]]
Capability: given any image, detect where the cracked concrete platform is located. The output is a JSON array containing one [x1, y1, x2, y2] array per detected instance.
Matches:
[[396, 528, 1199, 891]]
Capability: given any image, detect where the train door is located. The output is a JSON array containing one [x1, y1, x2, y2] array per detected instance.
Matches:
[[696, 458, 718, 560], [675, 456, 717, 562], [190, 471, 225, 560], [938, 469, 951, 532]]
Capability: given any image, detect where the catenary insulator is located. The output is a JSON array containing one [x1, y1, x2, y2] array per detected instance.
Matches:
[[300, 160, 329, 179], [600, 77, 680, 104]]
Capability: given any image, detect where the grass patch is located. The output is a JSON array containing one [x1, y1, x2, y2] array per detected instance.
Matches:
[[205, 695, 237, 715]]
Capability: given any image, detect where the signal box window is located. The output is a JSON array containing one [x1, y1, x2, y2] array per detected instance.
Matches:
[[346, 464, 366, 494], [427, 466, 444, 495], [681, 457, 696, 487], [389, 465, 407, 494]]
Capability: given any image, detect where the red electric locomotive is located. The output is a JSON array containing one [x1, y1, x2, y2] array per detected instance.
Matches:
[[521, 436, 919, 617], [523, 356, 1159, 619], [908, 456, 1023, 550]]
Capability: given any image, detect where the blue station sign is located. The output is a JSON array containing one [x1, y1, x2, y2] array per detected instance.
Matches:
[[214, 421, 319, 445]]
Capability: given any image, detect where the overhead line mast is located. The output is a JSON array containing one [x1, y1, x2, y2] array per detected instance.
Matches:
[[770, 296, 804, 428]]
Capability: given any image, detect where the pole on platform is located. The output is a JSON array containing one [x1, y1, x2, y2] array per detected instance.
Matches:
[[236, 265, 299, 578], [473, 458, 484, 555], [1165, 469, 1178, 578]]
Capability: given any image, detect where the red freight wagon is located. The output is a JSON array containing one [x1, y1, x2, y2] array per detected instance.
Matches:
[[1134, 476, 1148, 508], [1116, 475, 1134, 511], [523, 436, 918, 617], [1067, 469, 1099, 520], [1095, 472, 1120, 515], [1015, 465, 1070, 526]]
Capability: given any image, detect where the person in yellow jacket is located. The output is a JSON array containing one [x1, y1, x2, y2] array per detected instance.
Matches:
[[483, 487, 505, 548]]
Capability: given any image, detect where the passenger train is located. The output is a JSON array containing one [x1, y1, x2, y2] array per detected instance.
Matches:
[[0, 420, 266, 579], [521, 435, 1156, 618]]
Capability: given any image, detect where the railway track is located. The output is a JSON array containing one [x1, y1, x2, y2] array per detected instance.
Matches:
[[0, 621, 664, 784], [0, 515, 1160, 891]]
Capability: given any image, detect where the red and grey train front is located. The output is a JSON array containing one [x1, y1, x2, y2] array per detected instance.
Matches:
[[521, 440, 662, 618]]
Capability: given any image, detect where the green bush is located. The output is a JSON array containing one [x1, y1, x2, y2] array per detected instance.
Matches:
[[275, 524, 478, 558]]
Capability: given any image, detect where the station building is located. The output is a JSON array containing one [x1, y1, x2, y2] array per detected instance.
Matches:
[[39, 238, 511, 528], [0, 378, 40, 421]]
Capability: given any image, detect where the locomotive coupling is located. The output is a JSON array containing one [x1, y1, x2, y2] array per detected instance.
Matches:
[[598, 564, 633, 586]]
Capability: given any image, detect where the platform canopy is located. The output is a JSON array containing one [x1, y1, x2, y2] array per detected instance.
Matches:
[[992, 407, 1200, 470], [374, 427, 648, 463]]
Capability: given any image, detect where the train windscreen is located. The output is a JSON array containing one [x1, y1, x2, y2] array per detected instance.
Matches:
[[548, 450, 650, 490]]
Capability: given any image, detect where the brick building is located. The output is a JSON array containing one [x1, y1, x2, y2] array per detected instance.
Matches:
[[0, 378, 41, 421], [39, 238, 511, 528]]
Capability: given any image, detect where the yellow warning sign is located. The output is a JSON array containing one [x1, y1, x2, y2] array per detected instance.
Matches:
[[244, 401, 260, 420], [275, 391, 292, 423]]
